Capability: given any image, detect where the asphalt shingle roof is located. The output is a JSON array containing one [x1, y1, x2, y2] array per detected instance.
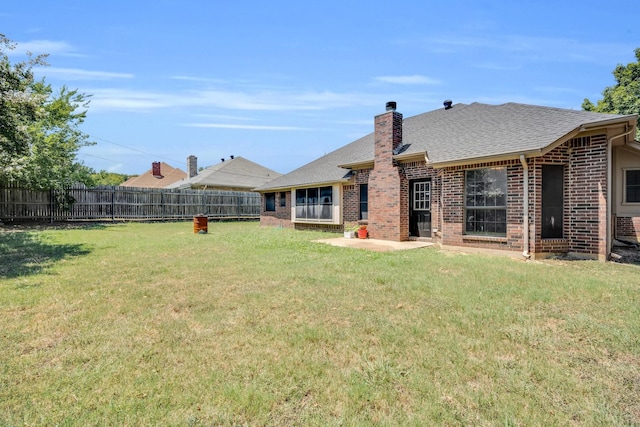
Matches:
[[255, 102, 636, 191], [168, 156, 281, 190], [121, 162, 187, 188]]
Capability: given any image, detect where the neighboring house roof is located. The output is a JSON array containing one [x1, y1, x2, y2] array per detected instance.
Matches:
[[168, 156, 282, 190], [120, 162, 187, 188], [256, 102, 636, 191]]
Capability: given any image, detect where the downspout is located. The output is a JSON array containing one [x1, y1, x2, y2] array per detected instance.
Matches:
[[606, 126, 635, 257], [519, 154, 530, 259]]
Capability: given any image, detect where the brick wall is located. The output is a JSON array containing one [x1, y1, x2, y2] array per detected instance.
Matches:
[[342, 183, 359, 224], [402, 161, 441, 237], [368, 109, 406, 240], [343, 161, 442, 239], [616, 215, 640, 242], [441, 160, 524, 252], [259, 192, 293, 228], [529, 135, 608, 258], [530, 144, 570, 255], [341, 169, 371, 231], [566, 135, 608, 257]]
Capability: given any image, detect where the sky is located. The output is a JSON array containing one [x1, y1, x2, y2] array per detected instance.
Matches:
[[2, 1, 639, 175]]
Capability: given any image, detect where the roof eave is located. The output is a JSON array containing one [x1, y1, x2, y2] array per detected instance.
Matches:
[[337, 152, 427, 169], [337, 160, 374, 170], [540, 117, 637, 156], [579, 114, 638, 130], [394, 151, 428, 163], [255, 177, 352, 192], [429, 152, 536, 169]]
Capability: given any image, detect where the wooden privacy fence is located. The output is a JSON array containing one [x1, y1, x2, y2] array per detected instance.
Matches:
[[0, 183, 261, 222]]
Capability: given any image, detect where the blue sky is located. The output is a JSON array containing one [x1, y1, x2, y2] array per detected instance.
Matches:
[[2, 1, 638, 175]]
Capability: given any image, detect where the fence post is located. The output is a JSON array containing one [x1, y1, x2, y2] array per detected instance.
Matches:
[[111, 187, 115, 221], [161, 190, 165, 220], [50, 188, 54, 223]]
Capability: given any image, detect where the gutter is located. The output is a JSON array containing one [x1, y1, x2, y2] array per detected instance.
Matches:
[[606, 126, 636, 258], [519, 154, 530, 259]]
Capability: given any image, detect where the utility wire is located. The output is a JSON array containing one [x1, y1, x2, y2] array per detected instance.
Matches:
[[91, 135, 186, 166], [79, 152, 119, 163]]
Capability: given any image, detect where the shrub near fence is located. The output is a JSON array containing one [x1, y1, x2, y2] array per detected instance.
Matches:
[[0, 183, 261, 222]]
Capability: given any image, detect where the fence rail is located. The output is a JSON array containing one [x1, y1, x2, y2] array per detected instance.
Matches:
[[0, 183, 261, 222]]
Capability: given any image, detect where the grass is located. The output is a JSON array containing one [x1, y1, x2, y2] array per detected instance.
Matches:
[[1, 221, 639, 426]]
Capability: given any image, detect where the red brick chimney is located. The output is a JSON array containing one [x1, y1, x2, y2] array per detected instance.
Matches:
[[152, 161, 163, 178], [367, 102, 408, 241]]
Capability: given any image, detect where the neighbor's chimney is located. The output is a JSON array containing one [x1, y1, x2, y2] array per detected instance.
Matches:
[[152, 161, 162, 178], [187, 155, 198, 178]]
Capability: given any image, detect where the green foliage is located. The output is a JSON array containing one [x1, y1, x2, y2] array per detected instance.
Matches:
[[16, 82, 95, 190], [0, 34, 48, 167], [583, 48, 640, 138], [0, 34, 94, 190], [89, 169, 134, 186]]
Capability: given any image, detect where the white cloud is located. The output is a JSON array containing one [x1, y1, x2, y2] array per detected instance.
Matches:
[[424, 34, 634, 66], [35, 67, 134, 80], [86, 86, 381, 113], [88, 89, 172, 112], [375, 75, 441, 85], [170, 75, 230, 84], [11, 39, 76, 56]]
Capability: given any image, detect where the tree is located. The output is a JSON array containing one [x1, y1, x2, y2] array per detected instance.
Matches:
[[16, 81, 95, 189], [0, 34, 94, 190], [583, 48, 640, 139], [89, 169, 135, 186], [0, 34, 47, 171]]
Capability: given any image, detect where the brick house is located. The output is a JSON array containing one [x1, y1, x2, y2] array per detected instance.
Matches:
[[255, 101, 639, 260]]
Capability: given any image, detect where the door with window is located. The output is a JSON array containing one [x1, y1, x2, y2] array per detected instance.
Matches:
[[410, 179, 431, 237]]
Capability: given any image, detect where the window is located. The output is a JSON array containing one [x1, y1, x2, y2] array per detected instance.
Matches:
[[465, 168, 507, 235], [295, 186, 333, 220], [542, 165, 563, 238], [413, 181, 431, 210], [359, 184, 368, 220], [625, 169, 640, 203], [265, 193, 275, 212], [280, 191, 287, 207]]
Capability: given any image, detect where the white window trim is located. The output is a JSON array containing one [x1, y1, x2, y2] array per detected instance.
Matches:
[[291, 184, 341, 225], [622, 168, 640, 205], [412, 181, 431, 211]]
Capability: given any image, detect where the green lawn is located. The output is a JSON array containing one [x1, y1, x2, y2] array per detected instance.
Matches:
[[1, 221, 639, 426]]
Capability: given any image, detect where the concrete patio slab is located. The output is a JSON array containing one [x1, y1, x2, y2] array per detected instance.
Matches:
[[313, 237, 434, 252]]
